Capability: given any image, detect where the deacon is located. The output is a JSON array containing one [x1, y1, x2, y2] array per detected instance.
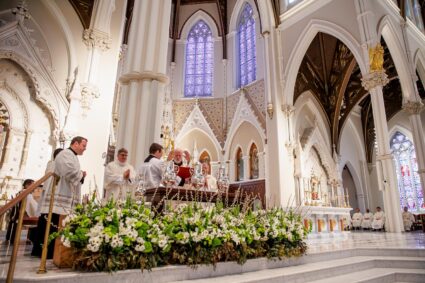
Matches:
[[202, 162, 217, 191], [104, 148, 136, 200], [140, 143, 164, 189], [351, 208, 363, 230], [361, 208, 373, 230], [402, 206, 415, 231], [371, 206, 385, 231]]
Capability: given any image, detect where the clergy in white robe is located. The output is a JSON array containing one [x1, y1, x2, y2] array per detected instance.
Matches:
[[361, 209, 373, 229], [139, 143, 164, 190], [372, 206, 385, 230], [202, 162, 217, 192], [402, 206, 415, 231], [104, 148, 136, 200], [352, 208, 363, 229]]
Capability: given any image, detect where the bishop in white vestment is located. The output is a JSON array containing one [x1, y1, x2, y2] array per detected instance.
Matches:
[[104, 148, 136, 200]]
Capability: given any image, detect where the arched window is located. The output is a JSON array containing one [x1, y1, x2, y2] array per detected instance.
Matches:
[[236, 147, 244, 181], [237, 3, 256, 87], [390, 131, 424, 212], [249, 143, 259, 179], [184, 20, 214, 97], [405, 0, 425, 32]]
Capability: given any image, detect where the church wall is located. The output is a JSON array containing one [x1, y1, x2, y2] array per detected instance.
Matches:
[[177, 129, 219, 162], [342, 166, 359, 211]]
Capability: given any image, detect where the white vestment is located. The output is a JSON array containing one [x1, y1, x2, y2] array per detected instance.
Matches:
[[402, 211, 415, 231], [37, 160, 55, 215], [25, 194, 39, 217], [372, 211, 385, 230], [139, 155, 164, 189], [204, 175, 217, 192], [352, 212, 363, 228], [362, 212, 373, 228], [104, 161, 136, 200], [39, 149, 82, 215]]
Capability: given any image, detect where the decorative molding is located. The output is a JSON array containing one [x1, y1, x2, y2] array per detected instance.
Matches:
[[119, 71, 169, 85], [361, 70, 389, 91], [82, 28, 111, 51], [402, 100, 424, 115], [80, 83, 99, 115], [281, 104, 295, 117]]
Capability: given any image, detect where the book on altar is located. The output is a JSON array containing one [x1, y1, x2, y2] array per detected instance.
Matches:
[[177, 166, 191, 180]]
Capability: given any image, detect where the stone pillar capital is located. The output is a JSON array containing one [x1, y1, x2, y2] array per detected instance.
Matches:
[[402, 100, 424, 115], [281, 104, 295, 117], [83, 28, 112, 51], [361, 70, 389, 91]]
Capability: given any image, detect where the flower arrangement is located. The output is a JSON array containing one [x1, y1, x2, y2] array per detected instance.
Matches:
[[55, 198, 309, 272]]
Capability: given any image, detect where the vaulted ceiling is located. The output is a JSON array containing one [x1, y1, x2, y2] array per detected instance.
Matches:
[[293, 33, 425, 162]]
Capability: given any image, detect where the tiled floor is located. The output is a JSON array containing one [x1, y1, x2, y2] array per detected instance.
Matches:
[[0, 231, 423, 282]]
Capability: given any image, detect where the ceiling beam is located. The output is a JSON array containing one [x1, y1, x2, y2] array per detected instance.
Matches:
[[171, 0, 181, 63]]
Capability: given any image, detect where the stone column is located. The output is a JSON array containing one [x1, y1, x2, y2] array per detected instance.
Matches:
[[242, 155, 249, 181], [117, 0, 171, 169], [75, 0, 126, 194], [362, 72, 403, 232], [258, 151, 266, 179], [18, 130, 32, 177], [403, 100, 425, 199]]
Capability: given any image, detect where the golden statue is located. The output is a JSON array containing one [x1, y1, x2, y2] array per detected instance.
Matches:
[[369, 44, 384, 72]]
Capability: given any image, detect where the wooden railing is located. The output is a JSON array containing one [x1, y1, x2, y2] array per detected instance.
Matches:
[[0, 172, 57, 283]]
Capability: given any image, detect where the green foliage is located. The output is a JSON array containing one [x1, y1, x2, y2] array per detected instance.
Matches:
[[57, 198, 309, 272]]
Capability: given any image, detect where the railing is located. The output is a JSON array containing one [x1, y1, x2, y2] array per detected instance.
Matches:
[[0, 172, 58, 283]]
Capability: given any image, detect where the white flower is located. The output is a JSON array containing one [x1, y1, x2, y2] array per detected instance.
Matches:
[[63, 238, 71, 248], [110, 234, 123, 248], [157, 235, 169, 249], [136, 237, 145, 244], [135, 244, 145, 252], [125, 217, 137, 227], [106, 215, 113, 222]]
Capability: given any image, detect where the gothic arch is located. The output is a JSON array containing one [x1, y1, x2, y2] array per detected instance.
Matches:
[[180, 10, 220, 40], [229, 0, 261, 33], [0, 52, 62, 137], [378, 16, 417, 101], [284, 19, 366, 105], [343, 161, 366, 210]]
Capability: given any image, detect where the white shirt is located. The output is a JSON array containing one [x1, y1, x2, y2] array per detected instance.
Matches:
[[104, 161, 136, 200], [139, 155, 164, 189]]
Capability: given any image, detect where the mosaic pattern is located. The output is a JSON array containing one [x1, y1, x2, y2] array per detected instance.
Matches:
[[245, 80, 266, 131], [199, 98, 224, 145], [173, 100, 195, 135]]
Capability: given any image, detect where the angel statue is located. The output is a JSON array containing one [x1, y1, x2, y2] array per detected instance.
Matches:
[[369, 44, 384, 72]]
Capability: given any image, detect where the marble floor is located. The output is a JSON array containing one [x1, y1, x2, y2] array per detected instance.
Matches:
[[0, 230, 424, 282]]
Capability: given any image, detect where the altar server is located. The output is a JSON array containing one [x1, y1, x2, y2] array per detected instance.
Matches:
[[139, 143, 164, 189], [361, 208, 373, 230], [372, 206, 385, 231], [402, 206, 415, 231], [342, 214, 352, 231], [104, 148, 136, 200], [352, 208, 363, 230]]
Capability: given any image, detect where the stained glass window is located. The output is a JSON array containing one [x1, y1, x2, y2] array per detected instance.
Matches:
[[184, 20, 214, 97], [238, 3, 256, 87], [390, 131, 424, 212]]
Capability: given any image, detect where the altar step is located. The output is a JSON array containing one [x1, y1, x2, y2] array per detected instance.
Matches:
[[4, 248, 425, 283], [170, 250, 425, 283]]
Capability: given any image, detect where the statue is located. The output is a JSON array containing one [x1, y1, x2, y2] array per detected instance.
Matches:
[[369, 44, 384, 72]]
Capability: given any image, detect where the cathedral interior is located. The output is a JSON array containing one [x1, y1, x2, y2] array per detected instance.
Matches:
[[0, 0, 424, 235]]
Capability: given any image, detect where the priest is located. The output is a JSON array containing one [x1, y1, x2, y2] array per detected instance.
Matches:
[[104, 148, 136, 200], [371, 206, 385, 231], [402, 206, 415, 231], [361, 208, 373, 230], [351, 208, 363, 230]]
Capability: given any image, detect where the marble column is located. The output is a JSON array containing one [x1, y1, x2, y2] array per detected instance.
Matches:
[[402, 100, 425, 199], [362, 72, 403, 232], [242, 155, 249, 181], [258, 151, 266, 179], [117, 0, 171, 169]]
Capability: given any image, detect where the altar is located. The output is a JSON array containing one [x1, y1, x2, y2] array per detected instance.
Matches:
[[299, 206, 352, 237]]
